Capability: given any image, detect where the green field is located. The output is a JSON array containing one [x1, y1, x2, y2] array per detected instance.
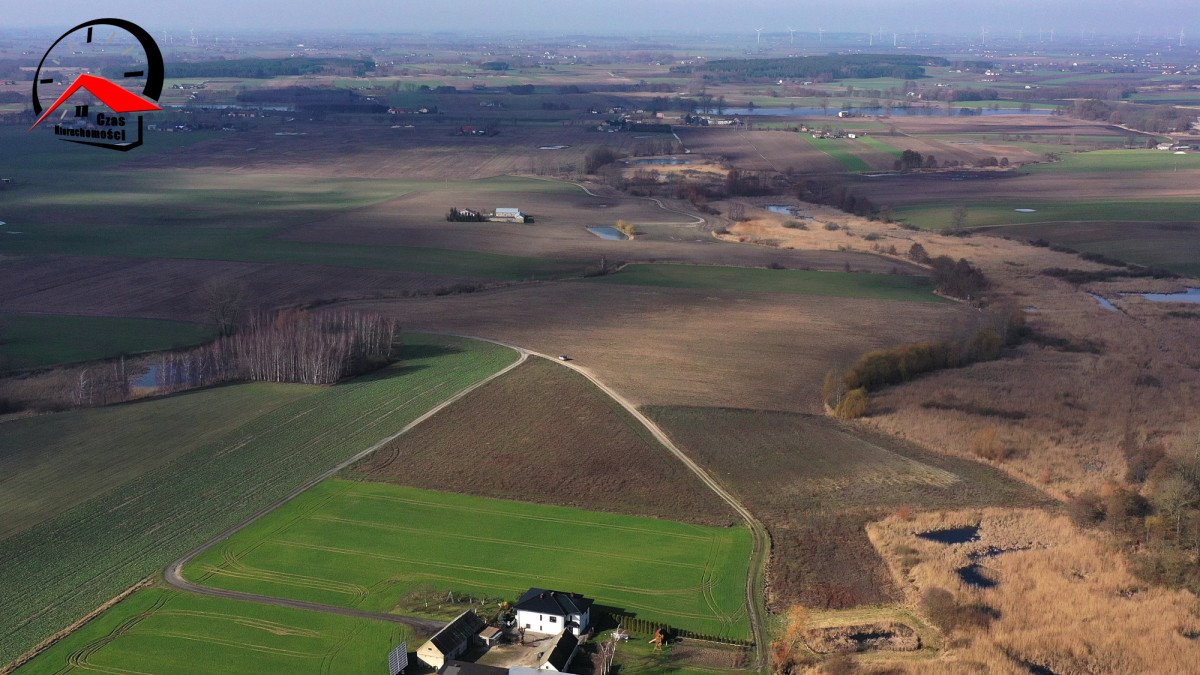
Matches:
[[0, 313, 215, 372], [799, 135, 873, 172], [0, 126, 587, 281], [20, 587, 411, 675], [1024, 149, 1200, 173], [858, 135, 903, 158], [0, 334, 517, 665], [983, 221, 1200, 277], [185, 479, 753, 640], [895, 199, 1200, 231], [592, 264, 944, 302]]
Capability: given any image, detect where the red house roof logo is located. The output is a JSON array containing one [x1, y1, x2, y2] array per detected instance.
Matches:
[[29, 73, 161, 131]]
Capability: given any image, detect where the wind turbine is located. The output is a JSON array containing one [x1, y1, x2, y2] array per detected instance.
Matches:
[[1181, 28, 1186, 48], [893, 32, 898, 48], [980, 26, 987, 48], [787, 27, 797, 44], [755, 27, 764, 46], [818, 28, 825, 43], [1135, 28, 1142, 45]]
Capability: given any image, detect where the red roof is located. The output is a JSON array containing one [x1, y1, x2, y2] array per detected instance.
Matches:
[[29, 74, 161, 131]]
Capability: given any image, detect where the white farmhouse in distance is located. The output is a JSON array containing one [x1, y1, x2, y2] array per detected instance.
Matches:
[[490, 207, 528, 223], [514, 588, 592, 637]]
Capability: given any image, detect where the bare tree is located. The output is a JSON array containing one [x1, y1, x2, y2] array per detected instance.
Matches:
[[199, 279, 247, 337]]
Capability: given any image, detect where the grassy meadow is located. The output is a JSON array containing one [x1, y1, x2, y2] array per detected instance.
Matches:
[[0, 334, 517, 665], [20, 587, 411, 675], [592, 264, 944, 302], [0, 313, 215, 372], [185, 479, 753, 640], [799, 135, 874, 172]]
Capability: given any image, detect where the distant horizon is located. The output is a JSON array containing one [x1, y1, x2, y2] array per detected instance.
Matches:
[[2, 1, 1198, 37]]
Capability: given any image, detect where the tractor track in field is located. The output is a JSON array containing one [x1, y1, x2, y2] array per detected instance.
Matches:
[[159, 348, 528, 634], [158, 334, 768, 669]]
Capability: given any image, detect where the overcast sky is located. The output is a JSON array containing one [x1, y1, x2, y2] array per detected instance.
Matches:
[[5, 1, 1196, 37]]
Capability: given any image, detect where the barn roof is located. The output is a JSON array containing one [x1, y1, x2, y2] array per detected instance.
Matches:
[[428, 610, 486, 655], [514, 589, 593, 617], [540, 631, 579, 671]]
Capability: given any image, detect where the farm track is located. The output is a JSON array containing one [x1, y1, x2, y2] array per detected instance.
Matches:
[[442, 336, 771, 671], [159, 332, 768, 667]]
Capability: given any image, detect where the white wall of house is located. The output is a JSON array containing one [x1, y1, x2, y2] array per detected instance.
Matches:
[[516, 609, 589, 636]]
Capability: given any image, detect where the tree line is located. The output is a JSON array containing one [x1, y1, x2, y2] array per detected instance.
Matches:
[[167, 57, 375, 79], [674, 54, 949, 83]]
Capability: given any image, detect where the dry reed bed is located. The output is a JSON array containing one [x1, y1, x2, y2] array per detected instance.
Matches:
[[866, 509, 1200, 674], [721, 202, 1200, 496]]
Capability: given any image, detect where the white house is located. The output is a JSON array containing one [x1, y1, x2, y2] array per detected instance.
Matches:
[[489, 207, 528, 223], [514, 589, 592, 637]]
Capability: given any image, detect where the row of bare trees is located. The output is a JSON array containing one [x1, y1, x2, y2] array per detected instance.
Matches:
[[154, 310, 399, 390]]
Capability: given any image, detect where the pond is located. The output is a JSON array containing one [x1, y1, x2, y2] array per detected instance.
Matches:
[[716, 106, 1055, 118], [587, 226, 627, 240], [1138, 288, 1200, 304], [627, 157, 692, 166], [917, 525, 980, 544], [765, 205, 811, 217], [957, 563, 998, 589], [131, 364, 160, 389], [1090, 293, 1118, 312]]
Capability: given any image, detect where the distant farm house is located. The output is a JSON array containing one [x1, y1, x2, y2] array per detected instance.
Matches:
[[514, 588, 593, 637], [490, 207, 529, 223]]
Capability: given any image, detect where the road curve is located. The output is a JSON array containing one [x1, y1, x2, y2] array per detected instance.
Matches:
[[162, 348, 529, 628], [446, 335, 771, 671]]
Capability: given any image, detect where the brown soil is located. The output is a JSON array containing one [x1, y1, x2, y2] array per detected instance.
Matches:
[[346, 281, 976, 414], [345, 357, 737, 526]]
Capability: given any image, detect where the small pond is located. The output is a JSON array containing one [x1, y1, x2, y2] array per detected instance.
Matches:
[[1139, 288, 1200, 304], [1090, 293, 1118, 312], [957, 563, 998, 589], [917, 525, 980, 544], [765, 205, 812, 218], [587, 226, 627, 240]]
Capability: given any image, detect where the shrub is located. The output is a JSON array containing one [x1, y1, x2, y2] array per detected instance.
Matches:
[[834, 388, 869, 419], [930, 256, 988, 300], [908, 242, 930, 264], [824, 222, 840, 231], [863, 232, 882, 241], [1067, 491, 1106, 528], [921, 588, 994, 633], [970, 426, 1012, 462], [783, 220, 808, 230]]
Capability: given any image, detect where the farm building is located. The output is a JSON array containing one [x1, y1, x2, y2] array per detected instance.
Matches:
[[514, 589, 592, 637], [418, 610, 487, 670], [489, 208, 528, 223], [535, 631, 579, 672]]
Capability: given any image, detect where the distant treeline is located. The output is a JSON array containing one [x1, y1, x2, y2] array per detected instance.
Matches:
[[167, 57, 374, 78], [236, 86, 387, 114], [1069, 99, 1196, 133], [674, 54, 949, 82]]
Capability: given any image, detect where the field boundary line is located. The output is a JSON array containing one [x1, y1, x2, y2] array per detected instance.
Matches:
[[438, 333, 770, 669], [518, 174, 707, 226], [0, 577, 156, 675], [158, 340, 526, 631]]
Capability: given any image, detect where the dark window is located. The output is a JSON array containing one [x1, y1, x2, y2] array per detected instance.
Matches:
[[550, 616, 557, 623], [526, 624, 531, 629]]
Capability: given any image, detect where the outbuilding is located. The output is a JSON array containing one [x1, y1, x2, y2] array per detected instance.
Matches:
[[418, 610, 487, 670]]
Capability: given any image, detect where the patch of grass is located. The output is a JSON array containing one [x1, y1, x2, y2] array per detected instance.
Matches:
[[858, 135, 903, 158], [185, 479, 753, 640], [19, 586, 411, 675], [591, 264, 944, 303], [984, 221, 1200, 277], [799, 135, 873, 172], [643, 407, 1049, 611], [1023, 149, 1200, 174], [895, 199, 1200, 232], [0, 334, 517, 665], [0, 313, 215, 372]]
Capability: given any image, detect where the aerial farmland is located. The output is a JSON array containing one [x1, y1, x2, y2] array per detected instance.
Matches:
[[3, 7, 1200, 675]]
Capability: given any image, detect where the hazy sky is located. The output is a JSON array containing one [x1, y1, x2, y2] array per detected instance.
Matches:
[[6, 1, 1197, 36]]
